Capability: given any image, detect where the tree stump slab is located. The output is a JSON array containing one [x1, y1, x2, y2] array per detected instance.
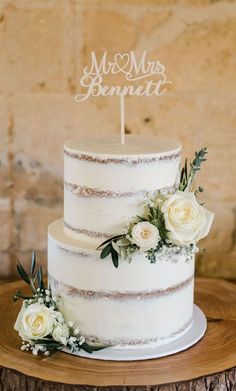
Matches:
[[0, 278, 236, 390]]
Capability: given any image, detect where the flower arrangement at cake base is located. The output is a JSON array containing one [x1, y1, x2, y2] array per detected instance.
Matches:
[[14, 253, 107, 356]]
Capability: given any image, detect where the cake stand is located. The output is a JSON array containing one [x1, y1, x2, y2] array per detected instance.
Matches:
[[0, 278, 236, 390], [64, 304, 207, 361]]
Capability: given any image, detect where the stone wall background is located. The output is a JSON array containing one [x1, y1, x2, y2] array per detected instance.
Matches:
[[0, 0, 235, 279]]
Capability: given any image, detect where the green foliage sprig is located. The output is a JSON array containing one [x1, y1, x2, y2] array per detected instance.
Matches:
[[14, 251, 45, 302], [179, 147, 208, 191]]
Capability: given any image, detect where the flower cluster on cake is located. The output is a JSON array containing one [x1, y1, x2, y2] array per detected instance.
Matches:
[[98, 147, 213, 268], [14, 135, 214, 357], [14, 254, 106, 356]]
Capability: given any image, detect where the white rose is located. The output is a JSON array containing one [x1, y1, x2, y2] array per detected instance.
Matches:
[[14, 303, 56, 342], [162, 191, 214, 246], [131, 221, 160, 251], [52, 323, 70, 346]]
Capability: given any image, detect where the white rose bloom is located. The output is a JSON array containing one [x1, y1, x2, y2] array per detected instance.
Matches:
[[52, 323, 70, 346], [131, 221, 160, 251], [14, 303, 56, 342], [162, 191, 214, 246]]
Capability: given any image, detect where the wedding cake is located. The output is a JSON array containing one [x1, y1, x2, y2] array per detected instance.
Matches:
[[47, 134, 204, 348]]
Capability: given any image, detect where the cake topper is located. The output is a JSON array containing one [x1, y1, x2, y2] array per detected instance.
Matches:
[[75, 51, 172, 145]]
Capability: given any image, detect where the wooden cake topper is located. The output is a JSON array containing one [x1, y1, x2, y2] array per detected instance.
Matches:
[[75, 51, 172, 144]]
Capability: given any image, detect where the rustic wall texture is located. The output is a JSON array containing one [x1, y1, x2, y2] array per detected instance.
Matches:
[[0, 0, 235, 279]]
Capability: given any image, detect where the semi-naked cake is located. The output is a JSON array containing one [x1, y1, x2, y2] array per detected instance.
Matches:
[[48, 135, 195, 348]]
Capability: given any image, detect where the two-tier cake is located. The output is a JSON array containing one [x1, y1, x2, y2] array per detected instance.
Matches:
[[48, 135, 197, 348]]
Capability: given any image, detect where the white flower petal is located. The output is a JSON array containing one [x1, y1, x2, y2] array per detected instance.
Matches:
[[162, 191, 214, 246], [14, 303, 56, 342], [131, 222, 160, 251]]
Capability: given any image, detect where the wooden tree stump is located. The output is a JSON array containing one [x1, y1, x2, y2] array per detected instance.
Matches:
[[0, 278, 236, 390]]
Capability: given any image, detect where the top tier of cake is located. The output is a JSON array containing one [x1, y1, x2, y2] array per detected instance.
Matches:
[[64, 135, 181, 248]]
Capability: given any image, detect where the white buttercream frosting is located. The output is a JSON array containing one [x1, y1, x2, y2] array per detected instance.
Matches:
[[65, 135, 181, 155], [47, 135, 196, 349], [48, 219, 194, 347], [64, 135, 181, 247]]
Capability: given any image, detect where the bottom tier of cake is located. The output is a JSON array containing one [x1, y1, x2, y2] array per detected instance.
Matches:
[[48, 219, 195, 348]]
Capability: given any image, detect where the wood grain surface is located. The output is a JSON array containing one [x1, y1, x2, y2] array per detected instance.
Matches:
[[0, 278, 236, 390]]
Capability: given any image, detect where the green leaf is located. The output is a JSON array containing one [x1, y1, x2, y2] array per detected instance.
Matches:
[[116, 238, 131, 247], [147, 206, 169, 241], [81, 341, 108, 353], [96, 235, 124, 249], [120, 247, 128, 261], [184, 158, 188, 177], [80, 342, 93, 353], [180, 166, 185, 183], [42, 343, 63, 350], [32, 272, 39, 285], [149, 207, 157, 219], [13, 290, 33, 300], [100, 243, 112, 259], [90, 344, 108, 351], [37, 266, 42, 288], [150, 218, 159, 227], [36, 339, 63, 349], [136, 216, 148, 222], [111, 240, 120, 254], [111, 248, 119, 268], [31, 251, 36, 275], [37, 266, 45, 290], [36, 338, 57, 343], [17, 261, 30, 285]]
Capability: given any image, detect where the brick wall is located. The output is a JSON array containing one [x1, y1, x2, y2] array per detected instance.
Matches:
[[0, 0, 235, 279]]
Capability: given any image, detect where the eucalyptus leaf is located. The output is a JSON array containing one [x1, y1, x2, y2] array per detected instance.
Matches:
[[179, 148, 208, 191]]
